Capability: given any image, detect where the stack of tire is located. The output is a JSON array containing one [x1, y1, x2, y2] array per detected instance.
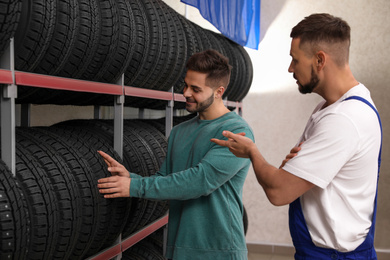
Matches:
[[0, 0, 253, 108], [0, 119, 169, 259]]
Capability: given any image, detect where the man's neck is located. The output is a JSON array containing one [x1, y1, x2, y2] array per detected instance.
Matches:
[[198, 102, 231, 120], [318, 66, 359, 108]]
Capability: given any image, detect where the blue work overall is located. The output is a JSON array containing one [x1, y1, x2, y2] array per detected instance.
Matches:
[[289, 96, 382, 260]]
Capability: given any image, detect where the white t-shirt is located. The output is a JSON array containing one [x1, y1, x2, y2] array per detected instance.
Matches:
[[283, 84, 381, 252]]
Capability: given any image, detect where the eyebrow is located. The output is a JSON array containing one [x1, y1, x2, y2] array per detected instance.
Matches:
[[184, 80, 202, 91], [191, 85, 202, 92]]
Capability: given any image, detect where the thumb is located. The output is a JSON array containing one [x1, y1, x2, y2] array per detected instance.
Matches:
[[222, 130, 234, 138]]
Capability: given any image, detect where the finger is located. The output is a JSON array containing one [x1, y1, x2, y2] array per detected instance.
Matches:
[[98, 151, 118, 165], [221, 130, 235, 139], [103, 193, 120, 199], [98, 176, 118, 183], [107, 166, 124, 173], [98, 186, 116, 194], [286, 153, 298, 160], [236, 132, 246, 136], [97, 181, 116, 188], [279, 159, 288, 169], [101, 158, 111, 167], [98, 187, 121, 198], [210, 138, 229, 147]]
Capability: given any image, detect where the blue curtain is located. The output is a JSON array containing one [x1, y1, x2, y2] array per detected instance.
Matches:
[[181, 0, 260, 50]]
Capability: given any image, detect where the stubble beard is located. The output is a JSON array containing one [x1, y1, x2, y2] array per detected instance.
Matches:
[[298, 67, 319, 94], [186, 92, 215, 114]]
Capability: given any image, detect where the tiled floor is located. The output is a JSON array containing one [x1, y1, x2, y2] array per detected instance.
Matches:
[[247, 247, 390, 260], [247, 243, 295, 260], [248, 252, 293, 260]]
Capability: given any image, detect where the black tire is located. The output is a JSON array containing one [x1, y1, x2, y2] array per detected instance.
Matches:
[[173, 15, 201, 93], [33, 0, 79, 76], [0, 160, 29, 260], [146, 226, 165, 252], [192, 22, 212, 52], [234, 44, 253, 101], [123, 120, 168, 233], [122, 239, 165, 260], [72, 0, 136, 106], [211, 32, 241, 101], [243, 205, 248, 235], [148, 0, 187, 92], [93, 0, 135, 84], [16, 127, 83, 259], [49, 124, 130, 257], [59, 0, 100, 80], [57, 119, 166, 236], [0, 0, 21, 58], [161, 8, 187, 91], [15, 137, 59, 260], [124, 0, 151, 87], [14, 0, 56, 72], [79, 0, 134, 84], [137, 0, 171, 91], [203, 29, 224, 55], [126, 0, 162, 90], [33, 127, 100, 259]]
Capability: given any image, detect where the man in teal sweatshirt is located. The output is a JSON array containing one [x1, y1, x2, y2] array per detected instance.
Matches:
[[97, 49, 254, 259]]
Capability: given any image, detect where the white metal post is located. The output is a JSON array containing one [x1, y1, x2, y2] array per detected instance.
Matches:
[[0, 37, 16, 175], [114, 74, 124, 159], [112, 74, 125, 260], [165, 87, 174, 138]]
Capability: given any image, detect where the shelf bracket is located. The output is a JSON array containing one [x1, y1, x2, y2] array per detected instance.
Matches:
[[113, 74, 124, 159], [138, 108, 145, 119], [0, 37, 16, 175], [94, 105, 101, 119], [20, 103, 31, 127], [165, 87, 174, 138]]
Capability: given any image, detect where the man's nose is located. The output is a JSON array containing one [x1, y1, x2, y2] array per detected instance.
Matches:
[[183, 87, 191, 97], [288, 62, 294, 73]]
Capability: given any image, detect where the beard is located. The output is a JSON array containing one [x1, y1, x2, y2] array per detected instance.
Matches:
[[186, 92, 214, 113], [297, 67, 319, 94]]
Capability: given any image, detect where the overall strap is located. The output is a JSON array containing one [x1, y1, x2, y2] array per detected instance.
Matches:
[[342, 96, 382, 257], [343, 96, 382, 169]]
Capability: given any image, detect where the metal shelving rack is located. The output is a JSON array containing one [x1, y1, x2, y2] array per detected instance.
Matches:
[[0, 38, 243, 259]]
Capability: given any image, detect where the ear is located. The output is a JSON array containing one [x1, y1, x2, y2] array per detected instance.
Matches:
[[214, 86, 225, 99], [315, 51, 326, 71]]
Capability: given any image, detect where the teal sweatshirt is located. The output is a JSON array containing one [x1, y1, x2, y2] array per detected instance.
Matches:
[[130, 112, 254, 260]]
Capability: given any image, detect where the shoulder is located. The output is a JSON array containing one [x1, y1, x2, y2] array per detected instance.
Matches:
[[218, 112, 254, 140], [315, 84, 378, 127], [330, 95, 378, 130]]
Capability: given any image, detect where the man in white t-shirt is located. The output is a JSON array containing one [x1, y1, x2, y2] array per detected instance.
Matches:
[[211, 13, 382, 259]]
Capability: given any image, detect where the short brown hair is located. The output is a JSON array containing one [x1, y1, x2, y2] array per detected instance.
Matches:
[[186, 49, 232, 89], [290, 13, 351, 66]]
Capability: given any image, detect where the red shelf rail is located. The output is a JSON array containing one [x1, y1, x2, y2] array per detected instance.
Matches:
[[87, 215, 169, 260], [14, 71, 123, 95], [0, 69, 13, 84], [1, 70, 243, 107]]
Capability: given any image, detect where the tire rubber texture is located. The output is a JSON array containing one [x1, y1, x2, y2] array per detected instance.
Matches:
[[0, 0, 21, 58], [0, 159, 29, 260], [15, 135, 59, 260], [16, 128, 82, 259]]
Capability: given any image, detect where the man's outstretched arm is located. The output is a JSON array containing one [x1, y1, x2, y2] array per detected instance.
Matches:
[[211, 131, 314, 206]]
